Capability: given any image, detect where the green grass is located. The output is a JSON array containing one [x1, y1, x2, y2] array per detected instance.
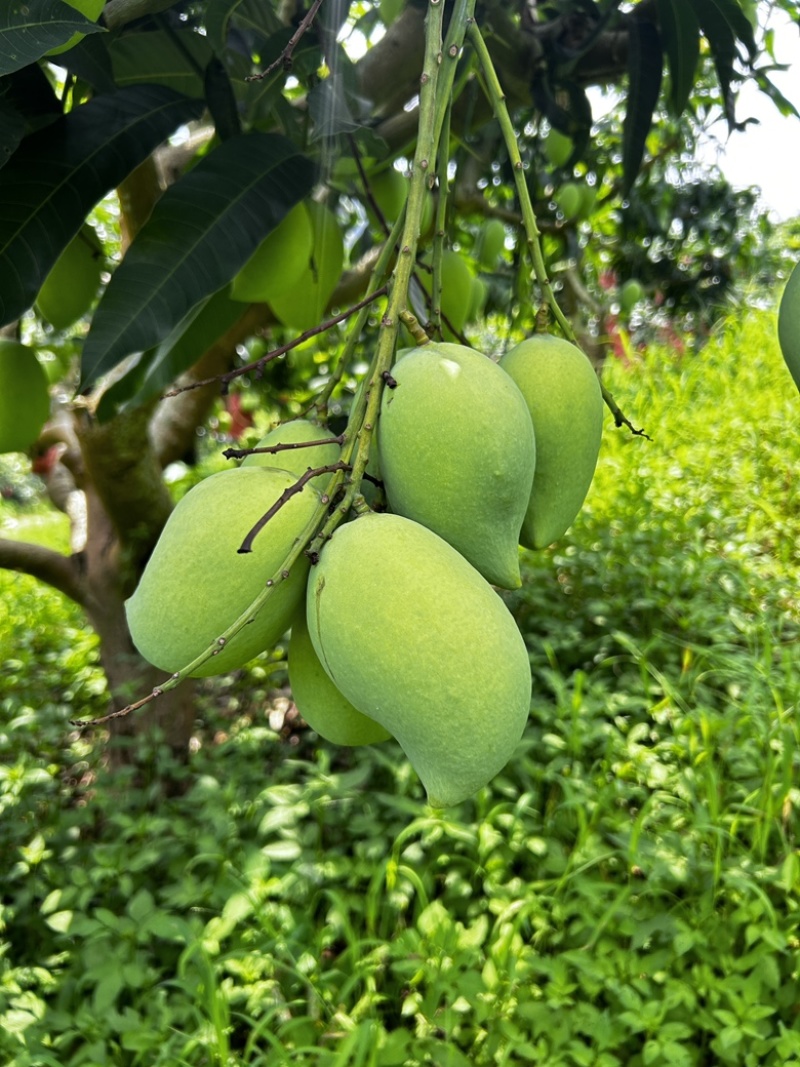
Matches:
[[1, 308, 799, 1066]]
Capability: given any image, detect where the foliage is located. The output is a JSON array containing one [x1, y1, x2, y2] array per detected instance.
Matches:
[[1, 308, 798, 1064]]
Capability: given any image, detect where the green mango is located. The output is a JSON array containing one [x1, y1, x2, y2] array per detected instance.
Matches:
[[307, 513, 531, 808], [242, 418, 340, 493], [544, 127, 573, 168], [419, 250, 474, 339], [778, 260, 800, 392], [367, 168, 406, 225], [230, 202, 314, 303], [0, 341, 50, 454], [554, 182, 582, 221], [289, 610, 391, 746], [378, 342, 535, 589], [36, 226, 104, 330], [619, 279, 644, 314], [475, 219, 506, 270], [269, 202, 344, 333], [467, 275, 488, 323], [499, 334, 603, 549], [126, 467, 320, 677]]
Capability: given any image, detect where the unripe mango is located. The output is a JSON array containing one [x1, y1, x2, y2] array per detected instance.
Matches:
[[242, 418, 340, 492], [555, 182, 582, 221], [475, 219, 506, 270], [500, 334, 603, 549], [269, 202, 344, 333], [230, 202, 314, 303], [289, 610, 391, 746], [0, 341, 50, 454], [778, 260, 800, 392], [420, 250, 473, 339], [35, 226, 103, 330], [307, 513, 532, 808], [619, 278, 644, 314], [544, 127, 573, 168], [378, 343, 535, 589], [126, 467, 320, 677]]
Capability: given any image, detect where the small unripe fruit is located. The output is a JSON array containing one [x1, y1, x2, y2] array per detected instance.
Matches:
[[35, 227, 104, 330], [0, 341, 50, 454], [367, 168, 406, 225], [544, 127, 574, 168], [270, 202, 344, 333], [619, 279, 644, 314], [420, 250, 474, 338], [475, 219, 506, 270], [555, 182, 582, 220], [230, 202, 314, 303], [307, 513, 532, 808]]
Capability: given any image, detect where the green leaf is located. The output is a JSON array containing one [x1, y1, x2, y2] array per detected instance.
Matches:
[[109, 29, 213, 98], [95, 286, 244, 421], [696, 0, 757, 57], [622, 19, 663, 194], [204, 56, 241, 140], [0, 98, 25, 170], [54, 32, 117, 93], [0, 0, 104, 76], [205, 0, 281, 54], [80, 132, 315, 390], [656, 0, 699, 116], [0, 85, 205, 328]]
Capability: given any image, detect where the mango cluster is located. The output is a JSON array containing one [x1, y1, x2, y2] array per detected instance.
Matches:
[[126, 336, 604, 808]]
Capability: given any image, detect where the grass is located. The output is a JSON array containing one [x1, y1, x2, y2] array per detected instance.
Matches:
[[1, 307, 799, 1065]]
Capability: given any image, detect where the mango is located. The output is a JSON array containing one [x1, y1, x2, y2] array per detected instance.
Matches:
[[35, 226, 104, 330], [378, 343, 535, 589], [367, 168, 406, 225], [499, 334, 603, 549], [289, 610, 391, 745], [475, 218, 506, 270], [230, 202, 314, 303], [778, 260, 800, 392], [619, 278, 644, 314], [544, 127, 573, 168], [269, 202, 344, 333], [554, 182, 582, 221], [126, 467, 320, 677], [242, 418, 340, 492], [307, 513, 532, 808], [0, 340, 50, 454], [419, 250, 474, 340]]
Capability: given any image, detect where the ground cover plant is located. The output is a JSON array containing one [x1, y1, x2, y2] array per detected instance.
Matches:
[[1, 306, 798, 1065]]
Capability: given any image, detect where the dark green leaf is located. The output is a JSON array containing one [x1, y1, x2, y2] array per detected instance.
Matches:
[[80, 133, 315, 390], [656, 0, 699, 116], [0, 85, 205, 328], [206, 0, 282, 55], [0, 98, 25, 170], [204, 57, 241, 140], [693, 0, 739, 128], [0, 63, 62, 128], [95, 286, 244, 421], [109, 30, 213, 98], [0, 0, 104, 76], [622, 19, 663, 195], [695, 0, 757, 57], [54, 32, 116, 94]]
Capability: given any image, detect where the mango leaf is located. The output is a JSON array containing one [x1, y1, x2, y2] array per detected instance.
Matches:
[[53, 32, 116, 93], [656, 0, 699, 116], [204, 56, 241, 140], [80, 133, 315, 391], [205, 0, 281, 55], [109, 30, 213, 98], [622, 19, 663, 195], [0, 85, 204, 328], [696, 0, 757, 58], [95, 286, 245, 421], [693, 0, 752, 129], [0, 0, 104, 76], [0, 63, 62, 129], [0, 99, 25, 169]]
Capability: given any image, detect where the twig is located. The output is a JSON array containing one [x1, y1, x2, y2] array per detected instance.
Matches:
[[238, 462, 350, 554], [223, 435, 345, 462], [600, 384, 651, 439], [246, 0, 326, 82], [160, 285, 388, 399]]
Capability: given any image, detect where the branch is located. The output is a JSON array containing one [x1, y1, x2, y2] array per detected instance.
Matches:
[[238, 461, 350, 554], [0, 539, 86, 606], [246, 0, 325, 81], [222, 435, 345, 462]]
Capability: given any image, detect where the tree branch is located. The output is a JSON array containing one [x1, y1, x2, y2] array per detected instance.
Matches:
[[0, 538, 86, 606]]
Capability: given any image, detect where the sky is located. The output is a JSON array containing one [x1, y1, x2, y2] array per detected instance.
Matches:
[[698, 7, 800, 222]]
